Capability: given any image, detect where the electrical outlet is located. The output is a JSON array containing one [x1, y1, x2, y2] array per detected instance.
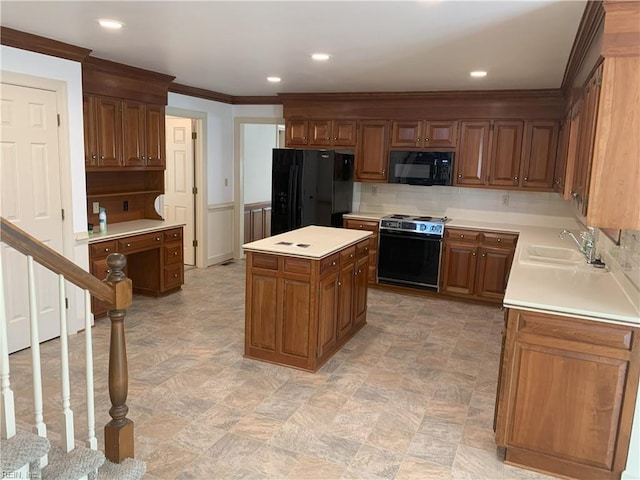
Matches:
[[501, 194, 509, 206], [224, 178, 228, 187], [123, 200, 128, 211], [92, 202, 100, 214]]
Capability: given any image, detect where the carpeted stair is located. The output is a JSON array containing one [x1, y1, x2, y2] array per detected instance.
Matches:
[[1, 432, 145, 480]]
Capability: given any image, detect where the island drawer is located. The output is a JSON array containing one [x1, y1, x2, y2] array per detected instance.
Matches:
[[356, 240, 370, 258], [284, 257, 312, 275], [340, 246, 356, 264], [320, 253, 339, 275], [252, 253, 278, 271]]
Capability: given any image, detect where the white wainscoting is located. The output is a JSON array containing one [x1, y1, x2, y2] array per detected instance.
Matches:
[[207, 202, 234, 266]]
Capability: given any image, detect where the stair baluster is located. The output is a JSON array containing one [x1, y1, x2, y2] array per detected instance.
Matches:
[[0, 251, 17, 441], [58, 274, 76, 453], [85, 289, 97, 451], [104, 253, 134, 463], [27, 256, 48, 468]]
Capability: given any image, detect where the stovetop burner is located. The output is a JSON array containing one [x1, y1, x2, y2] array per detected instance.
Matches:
[[379, 214, 450, 236]]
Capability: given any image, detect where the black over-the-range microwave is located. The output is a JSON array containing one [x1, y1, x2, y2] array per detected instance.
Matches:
[[387, 151, 454, 186]]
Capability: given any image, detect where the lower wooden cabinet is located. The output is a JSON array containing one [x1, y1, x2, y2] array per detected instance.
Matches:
[[495, 308, 640, 480], [245, 239, 370, 371], [343, 218, 379, 284], [89, 226, 184, 318], [441, 228, 517, 302], [244, 201, 271, 243]]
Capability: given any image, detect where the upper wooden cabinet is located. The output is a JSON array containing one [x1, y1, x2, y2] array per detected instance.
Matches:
[[285, 119, 309, 146], [308, 119, 357, 147], [390, 120, 458, 148], [520, 121, 559, 190], [83, 95, 122, 168], [455, 119, 558, 191], [84, 94, 166, 170], [355, 120, 389, 182]]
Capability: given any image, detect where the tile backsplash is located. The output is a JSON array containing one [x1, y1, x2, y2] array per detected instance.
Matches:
[[354, 183, 576, 228]]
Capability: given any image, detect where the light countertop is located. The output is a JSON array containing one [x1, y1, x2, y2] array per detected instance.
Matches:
[[243, 225, 372, 259], [87, 220, 186, 244], [345, 211, 639, 326]]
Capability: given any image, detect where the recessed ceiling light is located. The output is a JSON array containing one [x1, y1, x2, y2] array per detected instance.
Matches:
[[470, 71, 488, 78], [311, 53, 331, 61], [98, 19, 124, 29], [267, 76, 281, 83]]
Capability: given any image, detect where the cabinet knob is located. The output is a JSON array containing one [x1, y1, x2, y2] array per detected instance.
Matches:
[[571, 191, 578, 198], [460, 234, 465, 238], [173, 273, 178, 278], [331, 261, 336, 266], [303, 136, 307, 140], [104, 248, 109, 252], [472, 252, 476, 256], [334, 137, 337, 141], [514, 176, 518, 181], [457, 173, 462, 178], [359, 224, 363, 228], [482, 253, 486, 257], [140, 156, 145, 161], [173, 233, 178, 237], [173, 252, 178, 256], [524, 177, 528, 182], [416, 137, 420, 143], [91, 154, 97, 159], [382, 169, 386, 175], [156, 237, 161, 241], [358, 269, 362, 274], [364, 247, 369, 252], [425, 137, 430, 143], [349, 253, 354, 258], [100, 155, 105, 160], [497, 238, 502, 242], [338, 281, 342, 286], [126, 243, 131, 247]]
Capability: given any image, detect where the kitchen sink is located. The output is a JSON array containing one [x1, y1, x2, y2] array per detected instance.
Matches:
[[519, 245, 585, 267]]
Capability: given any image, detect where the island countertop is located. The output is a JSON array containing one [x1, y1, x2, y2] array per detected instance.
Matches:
[[243, 225, 372, 259]]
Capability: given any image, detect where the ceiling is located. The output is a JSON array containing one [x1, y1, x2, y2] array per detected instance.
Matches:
[[1, 1, 587, 97]]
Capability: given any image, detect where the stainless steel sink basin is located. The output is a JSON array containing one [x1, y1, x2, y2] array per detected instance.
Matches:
[[519, 245, 585, 267]]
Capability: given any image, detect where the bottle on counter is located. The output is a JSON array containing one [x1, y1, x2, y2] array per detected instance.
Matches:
[[99, 208, 107, 233]]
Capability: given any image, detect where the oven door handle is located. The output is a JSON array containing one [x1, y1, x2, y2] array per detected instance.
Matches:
[[379, 229, 442, 241]]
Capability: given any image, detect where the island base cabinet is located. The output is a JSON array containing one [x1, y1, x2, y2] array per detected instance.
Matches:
[[244, 241, 369, 372], [495, 309, 640, 480]]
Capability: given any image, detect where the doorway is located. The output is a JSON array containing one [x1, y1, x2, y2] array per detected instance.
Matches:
[[164, 109, 206, 268]]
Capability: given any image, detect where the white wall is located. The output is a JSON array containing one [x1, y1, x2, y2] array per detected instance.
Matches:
[[1, 46, 86, 234], [242, 124, 277, 204]]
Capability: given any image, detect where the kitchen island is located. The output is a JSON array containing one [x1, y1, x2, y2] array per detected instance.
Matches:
[[243, 226, 372, 371]]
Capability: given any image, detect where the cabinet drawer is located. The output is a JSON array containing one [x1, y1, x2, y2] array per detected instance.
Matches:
[[90, 241, 117, 259], [320, 253, 339, 276], [340, 246, 356, 264], [163, 228, 183, 242], [91, 258, 110, 280], [163, 264, 183, 289], [252, 253, 278, 271], [482, 231, 518, 247], [164, 244, 183, 265], [445, 229, 481, 243], [118, 232, 162, 253], [356, 240, 370, 258], [284, 257, 312, 275], [344, 219, 379, 232]]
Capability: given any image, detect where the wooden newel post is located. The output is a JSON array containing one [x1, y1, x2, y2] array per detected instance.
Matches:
[[104, 253, 134, 463]]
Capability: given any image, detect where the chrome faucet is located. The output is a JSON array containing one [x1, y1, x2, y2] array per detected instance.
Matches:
[[560, 228, 597, 263]]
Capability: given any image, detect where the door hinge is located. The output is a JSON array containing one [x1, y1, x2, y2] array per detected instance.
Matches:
[[192, 132, 197, 140], [65, 297, 69, 309], [61, 208, 65, 220], [193, 240, 198, 247], [192, 186, 198, 195], [57, 114, 61, 127]]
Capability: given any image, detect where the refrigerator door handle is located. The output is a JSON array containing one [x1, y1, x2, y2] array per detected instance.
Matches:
[[287, 165, 295, 229]]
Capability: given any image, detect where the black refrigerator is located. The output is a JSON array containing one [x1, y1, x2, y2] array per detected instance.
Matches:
[[271, 148, 354, 235]]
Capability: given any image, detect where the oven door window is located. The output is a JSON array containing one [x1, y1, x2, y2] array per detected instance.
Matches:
[[378, 231, 441, 288]]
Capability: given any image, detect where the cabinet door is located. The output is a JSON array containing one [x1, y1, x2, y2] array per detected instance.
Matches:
[[281, 278, 311, 359], [356, 121, 389, 182], [520, 121, 559, 190], [553, 119, 570, 194], [95, 97, 122, 167], [262, 207, 271, 238], [475, 246, 514, 300], [309, 119, 332, 147], [390, 120, 421, 147], [317, 271, 339, 358], [248, 273, 278, 351], [489, 121, 523, 187], [83, 95, 98, 167], [250, 208, 263, 242], [122, 101, 146, 167], [424, 121, 458, 148], [337, 260, 355, 341], [353, 256, 369, 327], [573, 76, 601, 215], [332, 120, 357, 146], [286, 119, 308, 146], [244, 209, 251, 244], [455, 121, 490, 186], [441, 241, 477, 295], [145, 104, 166, 167]]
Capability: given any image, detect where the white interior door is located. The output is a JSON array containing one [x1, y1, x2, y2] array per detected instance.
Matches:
[[1, 83, 63, 353], [164, 116, 195, 265]]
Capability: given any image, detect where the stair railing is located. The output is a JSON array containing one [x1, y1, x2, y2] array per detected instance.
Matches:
[[0, 217, 135, 465]]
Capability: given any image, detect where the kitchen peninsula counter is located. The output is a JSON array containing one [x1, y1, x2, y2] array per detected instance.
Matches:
[[243, 226, 372, 371]]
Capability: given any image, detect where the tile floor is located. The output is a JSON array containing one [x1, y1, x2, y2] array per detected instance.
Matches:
[[9, 260, 559, 479]]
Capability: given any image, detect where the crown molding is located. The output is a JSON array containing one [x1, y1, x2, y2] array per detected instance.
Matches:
[[0, 26, 91, 62]]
